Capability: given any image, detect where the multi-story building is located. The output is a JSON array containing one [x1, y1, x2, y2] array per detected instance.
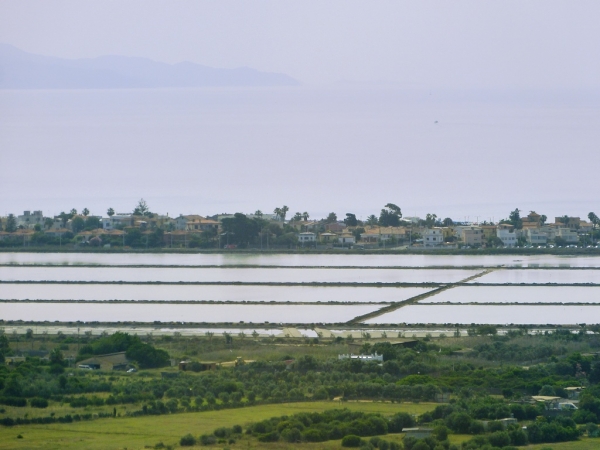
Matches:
[[360, 226, 407, 243], [526, 229, 548, 245], [174, 215, 219, 232], [461, 227, 483, 246], [17, 211, 44, 229], [522, 211, 544, 229], [557, 228, 579, 244], [423, 228, 444, 248], [480, 225, 498, 241], [102, 214, 135, 230], [554, 216, 581, 230], [497, 224, 518, 247]]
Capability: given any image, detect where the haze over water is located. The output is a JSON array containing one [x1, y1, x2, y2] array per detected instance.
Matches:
[[1, 86, 598, 220]]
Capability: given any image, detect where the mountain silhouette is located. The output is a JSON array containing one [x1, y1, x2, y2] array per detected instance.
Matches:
[[0, 44, 300, 89]]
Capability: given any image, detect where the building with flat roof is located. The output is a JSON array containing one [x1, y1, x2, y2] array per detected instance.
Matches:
[[77, 352, 131, 371], [497, 224, 518, 247], [298, 232, 316, 243], [526, 229, 547, 245], [423, 228, 444, 248]]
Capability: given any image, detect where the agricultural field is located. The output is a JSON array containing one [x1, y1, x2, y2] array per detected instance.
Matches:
[[0, 401, 433, 449]]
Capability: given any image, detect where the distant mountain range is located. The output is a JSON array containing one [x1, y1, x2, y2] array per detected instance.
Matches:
[[0, 44, 300, 89]]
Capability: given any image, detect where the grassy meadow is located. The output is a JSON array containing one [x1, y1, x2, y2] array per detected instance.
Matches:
[[0, 401, 434, 449]]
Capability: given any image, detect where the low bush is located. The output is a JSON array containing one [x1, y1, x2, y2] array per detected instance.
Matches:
[[0, 397, 27, 407], [199, 434, 217, 445], [30, 398, 49, 408], [342, 434, 362, 447], [179, 433, 196, 446]]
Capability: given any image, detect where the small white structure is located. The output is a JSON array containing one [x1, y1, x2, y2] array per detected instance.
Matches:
[[338, 353, 383, 362], [298, 232, 316, 243], [423, 228, 444, 247], [338, 233, 356, 245]]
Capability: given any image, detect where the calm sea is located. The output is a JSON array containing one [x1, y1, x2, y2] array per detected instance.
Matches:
[[1, 87, 598, 220]]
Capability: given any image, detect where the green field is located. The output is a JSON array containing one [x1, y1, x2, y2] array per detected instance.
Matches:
[[0, 401, 435, 450], [2, 402, 600, 450]]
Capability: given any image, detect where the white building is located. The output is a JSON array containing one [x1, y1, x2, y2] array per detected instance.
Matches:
[[526, 229, 547, 245], [338, 353, 384, 362], [298, 232, 316, 243], [497, 226, 518, 247], [557, 228, 579, 244], [17, 211, 44, 229], [338, 233, 356, 245], [423, 228, 444, 247], [102, 214, 134, 230]]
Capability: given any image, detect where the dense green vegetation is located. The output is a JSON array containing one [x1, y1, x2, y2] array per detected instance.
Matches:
[[3, 328, 600, 448], [78, 332, 169, 369]]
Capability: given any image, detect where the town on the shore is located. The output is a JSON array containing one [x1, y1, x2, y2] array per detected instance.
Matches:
[[1, 200, 598, 250]]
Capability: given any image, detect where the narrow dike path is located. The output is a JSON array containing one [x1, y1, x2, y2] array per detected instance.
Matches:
[[347, 269, 495, 324]]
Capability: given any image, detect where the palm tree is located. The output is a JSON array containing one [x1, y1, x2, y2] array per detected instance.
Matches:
[[107, 208, 115, 217], [281, 205, 289, 222], [302, 212, 309, 221], [273, 207, 282, 221], [293, 212, 302, 221], [82, 208, 89, 216], [589, 212, 599, 245], [254, 210, 263, 218]]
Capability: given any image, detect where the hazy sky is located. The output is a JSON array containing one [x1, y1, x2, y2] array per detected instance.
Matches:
[[1, 1, 599, 221], [1, 0, 599, 88]]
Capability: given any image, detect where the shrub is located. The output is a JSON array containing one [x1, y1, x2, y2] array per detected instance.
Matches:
[[433, 425, 448, 441], [257, 431, 280, 442], [232, 424, 242, 434], [388, 412, 415, 432], [488, 430, 511, 448], [0, 418, 15, 426], [281, 427, 302, 443], [199, 434, 216, 445], [302, 428, 328, 442], [377, 439, 390, 450], [487, 420, 504, 432], [0, 397, 27, 407], [179, 434, 196, 446], [69, 397, 88, 408], [509, 428, 528, 445], [468, 420, 485, 434], [30, 398, 49, 408], [214, 427, 231, 438], [342, 435, 363, 447], [412, 442, 431, 450]]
